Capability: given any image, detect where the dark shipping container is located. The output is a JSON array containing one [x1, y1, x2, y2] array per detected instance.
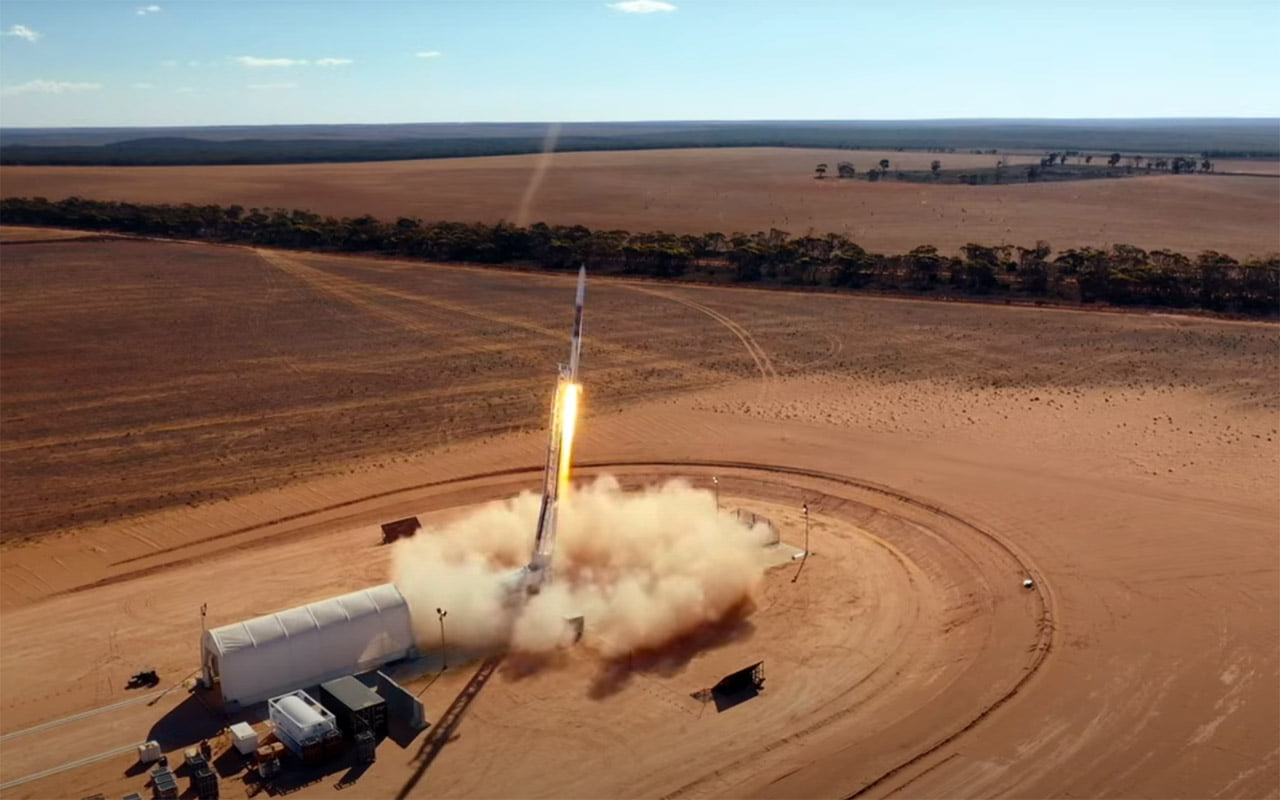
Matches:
[[319, 676, 388, 739]]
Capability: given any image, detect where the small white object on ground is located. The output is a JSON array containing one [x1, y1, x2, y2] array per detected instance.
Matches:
[[137, 740, 161, 764], [229, 722, 259, 755]]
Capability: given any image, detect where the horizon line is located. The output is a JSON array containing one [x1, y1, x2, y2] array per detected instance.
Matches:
[[2, 116, 1278, 132]]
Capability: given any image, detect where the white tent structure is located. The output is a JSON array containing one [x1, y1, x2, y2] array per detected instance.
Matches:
[[202, 583, 415, 709]]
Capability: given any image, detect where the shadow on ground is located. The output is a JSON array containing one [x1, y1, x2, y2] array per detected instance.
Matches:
[[588, 600, 757, 700], [141, 691, 224, 757], [394, 656, 503, 800]]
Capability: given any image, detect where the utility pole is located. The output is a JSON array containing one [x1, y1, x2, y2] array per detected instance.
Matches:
[[436, 608, 448, 672]]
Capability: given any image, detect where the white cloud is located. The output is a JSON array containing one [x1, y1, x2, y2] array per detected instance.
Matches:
[[233, 56, 308, 67], [2, 79, 102, 96], [132, 82, 154, 89], [175, 87, 194, 93], [160, 59, 178, 67], [136, 5, 162, 15], [3, 24, 43, 42], [414, 51, 442, 59], [607, 0, 676, 12], [248, 82, 298, 90], [314, 57, 352, 66]]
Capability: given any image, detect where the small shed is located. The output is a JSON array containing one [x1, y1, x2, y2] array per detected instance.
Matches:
[[380, 517, 421, 545]]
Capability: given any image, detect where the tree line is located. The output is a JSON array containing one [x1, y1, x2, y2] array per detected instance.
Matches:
[[2, 196, 1275, 316], [815, 153, 1217, 184]]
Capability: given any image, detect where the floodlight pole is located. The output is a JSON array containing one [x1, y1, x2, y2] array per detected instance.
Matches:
[[713, 476, 719, 513], [199, 603, 208, 686], [803, 503, 810, 555], [436, 607, 448, 672], [792, 503, 810, 584]]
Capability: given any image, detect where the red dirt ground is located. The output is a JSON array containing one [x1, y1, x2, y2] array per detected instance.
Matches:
[[1, 234, 1276, 798]]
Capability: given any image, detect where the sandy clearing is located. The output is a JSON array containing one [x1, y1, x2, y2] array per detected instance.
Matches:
[[3, 148, 1277, 256]]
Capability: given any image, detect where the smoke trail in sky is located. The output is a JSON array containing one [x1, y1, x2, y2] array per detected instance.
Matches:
[[514, 122, 561, 227]]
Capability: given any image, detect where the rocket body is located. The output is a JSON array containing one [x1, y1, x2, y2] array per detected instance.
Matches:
[[522, 266, 586, 595], [568, 265, 585, 381]]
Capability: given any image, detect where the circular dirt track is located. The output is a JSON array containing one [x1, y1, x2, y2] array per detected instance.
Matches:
[[352, 459, 1057, 798], [26, 458, 1052, 799]]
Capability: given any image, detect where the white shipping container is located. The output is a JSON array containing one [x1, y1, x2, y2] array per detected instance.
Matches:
[[268, 690, 336, 754]]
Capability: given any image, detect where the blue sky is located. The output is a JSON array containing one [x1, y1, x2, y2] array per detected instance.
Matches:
[[1, 0, 1276, 128]]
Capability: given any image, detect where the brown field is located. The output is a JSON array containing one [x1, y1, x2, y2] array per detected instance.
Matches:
[[3, 147, 1278, 257], [0, 225, 111, 242], [1214, 158, 1280, 177], [1, 233, 1277, 799]]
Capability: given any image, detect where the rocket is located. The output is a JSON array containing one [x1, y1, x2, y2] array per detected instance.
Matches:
[[568, 265, 585, 383], [517, 266, 586, 597]]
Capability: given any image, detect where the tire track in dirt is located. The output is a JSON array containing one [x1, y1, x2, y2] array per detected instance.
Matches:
[[0, 375, 552, 454], [262, 248, 575, 358], [255, 248, 461, 345], [623, 285, 779, 397], [293, 253, 740, 378], [4, 244, 779, 475], [261, 250, 733, 384], [788, 331, 845, 372]]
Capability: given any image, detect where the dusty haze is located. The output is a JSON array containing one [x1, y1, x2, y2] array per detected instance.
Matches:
[[392, 475, 774, 658]]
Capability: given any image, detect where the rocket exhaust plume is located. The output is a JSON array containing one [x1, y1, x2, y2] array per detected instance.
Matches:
[[391, 476, 776, 659], [557, 382, 580, 496]]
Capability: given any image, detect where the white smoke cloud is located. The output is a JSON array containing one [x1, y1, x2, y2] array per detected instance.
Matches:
[[392, 476, 773, 661]]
